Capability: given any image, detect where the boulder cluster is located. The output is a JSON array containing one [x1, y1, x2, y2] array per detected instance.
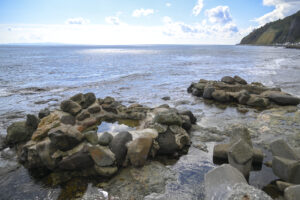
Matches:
[[208, 125, 300, 200], [188, 76, 300, 109], [5, 93, 196, 179]]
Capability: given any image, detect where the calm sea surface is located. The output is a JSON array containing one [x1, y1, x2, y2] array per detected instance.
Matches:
[[0, 45, 300, 199]]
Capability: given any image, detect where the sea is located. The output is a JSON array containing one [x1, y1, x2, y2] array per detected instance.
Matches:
[[0, 45, 300, 199]]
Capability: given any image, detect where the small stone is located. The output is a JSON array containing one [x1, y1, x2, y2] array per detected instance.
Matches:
[[233, 75, 247, 85], [60, 114, 76, 125], [84, 131, 98, 145], [103, 96, 115, 104], [60, 100, 82, 116], [98, 132, 113, 146], [94, 166, 118, 177], [38, 108, 50, 119], [88, 145, 115, 167], [221, 76, 236, 84], [161, 96, 170, 101]]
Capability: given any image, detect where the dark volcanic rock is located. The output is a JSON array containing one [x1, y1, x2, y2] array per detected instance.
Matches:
[[109, 131, 132, 166]]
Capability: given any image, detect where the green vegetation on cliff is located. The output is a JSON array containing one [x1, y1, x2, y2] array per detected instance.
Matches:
[[240, 10, 300, 45]]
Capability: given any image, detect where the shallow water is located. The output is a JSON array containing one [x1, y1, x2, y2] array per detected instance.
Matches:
[[0, 45, 299, 199]]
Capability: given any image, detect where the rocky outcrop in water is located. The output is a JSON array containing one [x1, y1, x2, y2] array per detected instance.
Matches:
[[187, 76, 300, 109], [5, 93, 196, 181]]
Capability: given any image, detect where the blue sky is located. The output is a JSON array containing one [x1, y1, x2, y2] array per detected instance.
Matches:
[[0, 0, 299, 44]]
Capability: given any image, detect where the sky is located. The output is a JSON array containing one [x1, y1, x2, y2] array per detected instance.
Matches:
[[0, 0, 299, 45]]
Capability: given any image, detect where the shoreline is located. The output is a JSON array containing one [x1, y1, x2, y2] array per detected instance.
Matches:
[[238, 43, 300, 50]]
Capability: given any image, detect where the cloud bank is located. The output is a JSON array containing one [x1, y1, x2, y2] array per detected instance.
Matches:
[[132, 9, 154, 17], [65, 17, 90, 25]]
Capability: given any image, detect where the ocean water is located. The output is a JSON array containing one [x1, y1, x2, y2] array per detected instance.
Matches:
[[0, 45, 300, 134], [0, 45, 300, 199]]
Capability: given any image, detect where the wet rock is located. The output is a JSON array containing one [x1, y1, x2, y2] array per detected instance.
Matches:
[[170, 125, 190, 149], [226, 182, 272, 200], [191, 88, 203, 97], [147, 123, 168, 134], [0, 134, 7, 150], [237, 90, 250, 105], [179, 110, 197, 124], [272, 156, 300, 184], [60, 114, 76, 125], [228, 139, 253, 177], [48, 125, 84, 151], [26, 114, 39, 130], [31, 112, 60, 141], [98, 132, 113, 146], [103, 96, 115, 104], [76, 111, 90, 121], [156, 129, 178, 155], [269, 93, 300, 106], [87, 105, 101, 114], [60, 100, 82, 116], [212, 90, 230, 102], [213, 143, 230, 160], [59, 144, 94, 170], [284, 185, 300, 200], [270, 139, 300, 160], [233, 75, 247, 85], [221, 76, 235, 84], [205, 164, 247, 200], [70, 93, 84, 105], [203, 86, 215, 99], [109, 131, 132, 166], [153, 111, 182, 126], [180, 115, 192, 131], [162, 96, 170, 101], [246, 95, 269, 108], [102, 103, 118, 114], [36, 137, 57, 169], [94, 166, 118, 177], [82, 93, 96, 109], [228, 124, 252, 147], [38, 108, 50, 119], [88, 145, 115, 167], [84, 131, 98, 145], [6, 121, 31, 145], [127, 137, 153, 167], [252, 148, 264, 164]]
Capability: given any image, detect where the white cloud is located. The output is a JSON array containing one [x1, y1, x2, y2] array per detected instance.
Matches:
[[192, 0, 204, 16], [105, 16, 122, 25], [166, 3, 172, 7], [132, 8, 154, 18], [205, 6, 233, 24], [65, 17, 90, 25], [255, 0, 300, 26]]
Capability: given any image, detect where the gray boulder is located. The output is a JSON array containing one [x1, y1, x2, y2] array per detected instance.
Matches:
[[6, 121, 32, 145], [109, 131, 132, 166], [60, 114, 76, 125], [60, 100, 82, 116], [203, 86, 215, 99], [272, 156, 300, 184], [237, 90, 250, 105], [246, 95, 269, 108], [127, 137, 153, 167], [268, 93, 300, 106], [36, 137, 57, 169], [270, 139, 300, 160], [221, 76, 235, 84], [84, 131, 98, 145], [228, 139, 253, 177], [88, 145, 115, 167], [212, 90, 230, 102], [98, 132, 113, 146], [58, 144, 94, 170], [153, 111, 182, 126], [48, 125, 84, 151], [213, 143, 230, 160], [284, 185, 300, 200], [157, 129, 179, 155], [205, 164, 247, 200], [76, 111, 91, 121], [228, 124, 252, 147]]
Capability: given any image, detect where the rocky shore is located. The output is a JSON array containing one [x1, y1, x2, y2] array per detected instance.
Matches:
[[187, 75, 300, 110], [4, 93, 196, 184]]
